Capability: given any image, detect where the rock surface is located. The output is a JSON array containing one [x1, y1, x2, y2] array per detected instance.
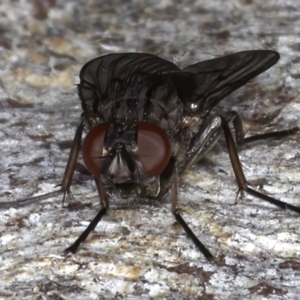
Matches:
[[0, 1, 300, 299]]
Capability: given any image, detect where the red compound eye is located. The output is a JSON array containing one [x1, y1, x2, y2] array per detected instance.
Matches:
[[82, 122, 171, 177], [137, 122, 171, 176], [82, 123, 108, 176]]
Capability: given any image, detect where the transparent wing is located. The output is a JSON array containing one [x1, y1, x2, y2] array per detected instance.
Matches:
[[178, 50, 280, 114]]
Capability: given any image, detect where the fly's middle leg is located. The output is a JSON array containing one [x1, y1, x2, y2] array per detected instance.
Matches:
[[183, 113, 300, 213], [60, 121, 84, 205]]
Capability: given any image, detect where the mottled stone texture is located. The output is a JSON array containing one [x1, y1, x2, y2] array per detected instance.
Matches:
[[0, 0, 300, 299]]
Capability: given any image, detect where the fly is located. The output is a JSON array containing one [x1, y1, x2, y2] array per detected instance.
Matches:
[[1, 50, 299, 259]]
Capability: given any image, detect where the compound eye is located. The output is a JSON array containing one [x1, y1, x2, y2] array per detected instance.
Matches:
[[82, 123, 108, 175], [137, 122, 171, 176]]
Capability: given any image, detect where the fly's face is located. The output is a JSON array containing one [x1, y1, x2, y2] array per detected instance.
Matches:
[[81, 116, 172, 198]]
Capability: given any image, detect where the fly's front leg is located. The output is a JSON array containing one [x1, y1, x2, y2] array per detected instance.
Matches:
[[183, 115, 225, 172], [165, 158, 214, 259], [60, 121, 84, 204], [65, 175, 109, 254]]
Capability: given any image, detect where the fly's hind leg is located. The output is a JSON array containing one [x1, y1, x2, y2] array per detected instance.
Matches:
[[229, 110, 299, 145]]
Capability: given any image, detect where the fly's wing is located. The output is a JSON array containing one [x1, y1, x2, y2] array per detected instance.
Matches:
[[177, 50, 280, 115], [78, 53, 181, 119]]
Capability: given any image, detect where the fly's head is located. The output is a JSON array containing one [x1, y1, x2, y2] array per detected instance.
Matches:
[[81, 119, 172, 198]]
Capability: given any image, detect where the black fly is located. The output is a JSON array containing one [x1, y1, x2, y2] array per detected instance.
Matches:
[[1, 51, 299, 259]]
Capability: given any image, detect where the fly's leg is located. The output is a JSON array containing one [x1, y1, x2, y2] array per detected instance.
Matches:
[[60, 121, 84, 205], [0, 121, 85, 209], [184, 114, 300, 213], [229, 110, 299, 145], [64, 175, 109, 253], [62, 119, 112, 205], [219, 115, 300, 213], [0, 190, 63, 209], [163, 158, 214, 259], [183, 115, 226, 172]]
